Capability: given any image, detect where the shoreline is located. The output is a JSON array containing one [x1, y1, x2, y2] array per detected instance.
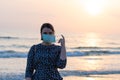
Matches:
[[0, 56, 120, 80]]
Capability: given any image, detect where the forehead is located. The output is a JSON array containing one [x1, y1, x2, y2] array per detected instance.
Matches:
[[42, 27, 53, 32]]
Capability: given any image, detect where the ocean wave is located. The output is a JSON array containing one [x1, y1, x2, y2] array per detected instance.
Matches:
[[107, 42, 120, 45], [0, 50, 120, 58], [0, 36, 37, 40], [83, 50, 120, 54], [72, 46, 120, 49], [0, 36, 19, 39], [67, 51, 85, 56], [67, 50, 120, 57], [0, 44, 30, 48], [0, 50, 27, 58], [10, 44, 30, 48], [61, 70, 120, 76], [0, 70, 120, 80]]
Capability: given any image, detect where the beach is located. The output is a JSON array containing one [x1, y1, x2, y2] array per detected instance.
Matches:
[[0, 55, 120, 80], [0, 34, 120, 80], [1, 0, 120, 79]]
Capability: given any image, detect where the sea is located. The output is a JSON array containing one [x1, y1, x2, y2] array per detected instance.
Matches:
[[0, 33, 120, 80]]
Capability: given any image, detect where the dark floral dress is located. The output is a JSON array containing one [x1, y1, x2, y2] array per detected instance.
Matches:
[[25, 43, 67, 80]]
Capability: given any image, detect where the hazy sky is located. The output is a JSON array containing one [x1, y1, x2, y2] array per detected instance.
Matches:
[[0, 0, 120, 37]]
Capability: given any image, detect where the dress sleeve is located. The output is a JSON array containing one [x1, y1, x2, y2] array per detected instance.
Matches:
[[25, 45, 35, 78], [56, 46, 67, 69]]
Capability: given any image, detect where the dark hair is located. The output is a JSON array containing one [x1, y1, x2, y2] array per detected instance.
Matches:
[[40, 23, 55, 40]]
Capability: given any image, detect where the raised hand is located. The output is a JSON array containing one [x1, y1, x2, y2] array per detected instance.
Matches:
[[58, 35, 65, 47]]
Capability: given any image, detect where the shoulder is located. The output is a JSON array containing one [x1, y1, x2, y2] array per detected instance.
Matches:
[[30, 44, 38, 50], [32, 43, 41, 48], [54, 44, 61, 50]]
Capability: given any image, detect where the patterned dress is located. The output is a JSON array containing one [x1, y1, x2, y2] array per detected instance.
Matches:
[[25, 43, 67, 80]]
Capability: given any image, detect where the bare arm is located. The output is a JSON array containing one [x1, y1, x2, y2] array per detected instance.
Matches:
[[58, 35, 66, 60], [56, 35, 67, 69]]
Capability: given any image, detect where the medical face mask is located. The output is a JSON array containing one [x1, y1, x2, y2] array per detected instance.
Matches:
[[42, 34, 56, 43]]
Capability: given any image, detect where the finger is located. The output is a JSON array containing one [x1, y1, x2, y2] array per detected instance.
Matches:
[[61, 34, 65, 40], [58, 39, 61, 43]]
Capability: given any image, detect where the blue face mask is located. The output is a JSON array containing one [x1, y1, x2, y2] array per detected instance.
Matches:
[[42, 34, 56, 43]]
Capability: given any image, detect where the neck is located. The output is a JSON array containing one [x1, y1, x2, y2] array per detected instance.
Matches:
[[42, 42, 52, 45]]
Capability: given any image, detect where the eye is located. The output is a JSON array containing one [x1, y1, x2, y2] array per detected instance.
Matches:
[[43, 32, 53, 34], [43, 32, 47, 34], [49, 32, 53, 34]]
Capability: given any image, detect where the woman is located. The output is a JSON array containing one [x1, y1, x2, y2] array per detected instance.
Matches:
[[25, 23, 67, 80]]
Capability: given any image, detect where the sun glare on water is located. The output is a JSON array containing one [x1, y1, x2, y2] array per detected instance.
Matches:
[[84, 32, 101, 47], [86, 78, 95, 80]]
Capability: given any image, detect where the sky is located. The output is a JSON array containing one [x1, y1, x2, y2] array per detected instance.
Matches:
[[0, 0, 120, 37]]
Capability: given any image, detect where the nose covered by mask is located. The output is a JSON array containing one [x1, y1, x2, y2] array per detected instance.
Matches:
[[42, 34, 56, 43]]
